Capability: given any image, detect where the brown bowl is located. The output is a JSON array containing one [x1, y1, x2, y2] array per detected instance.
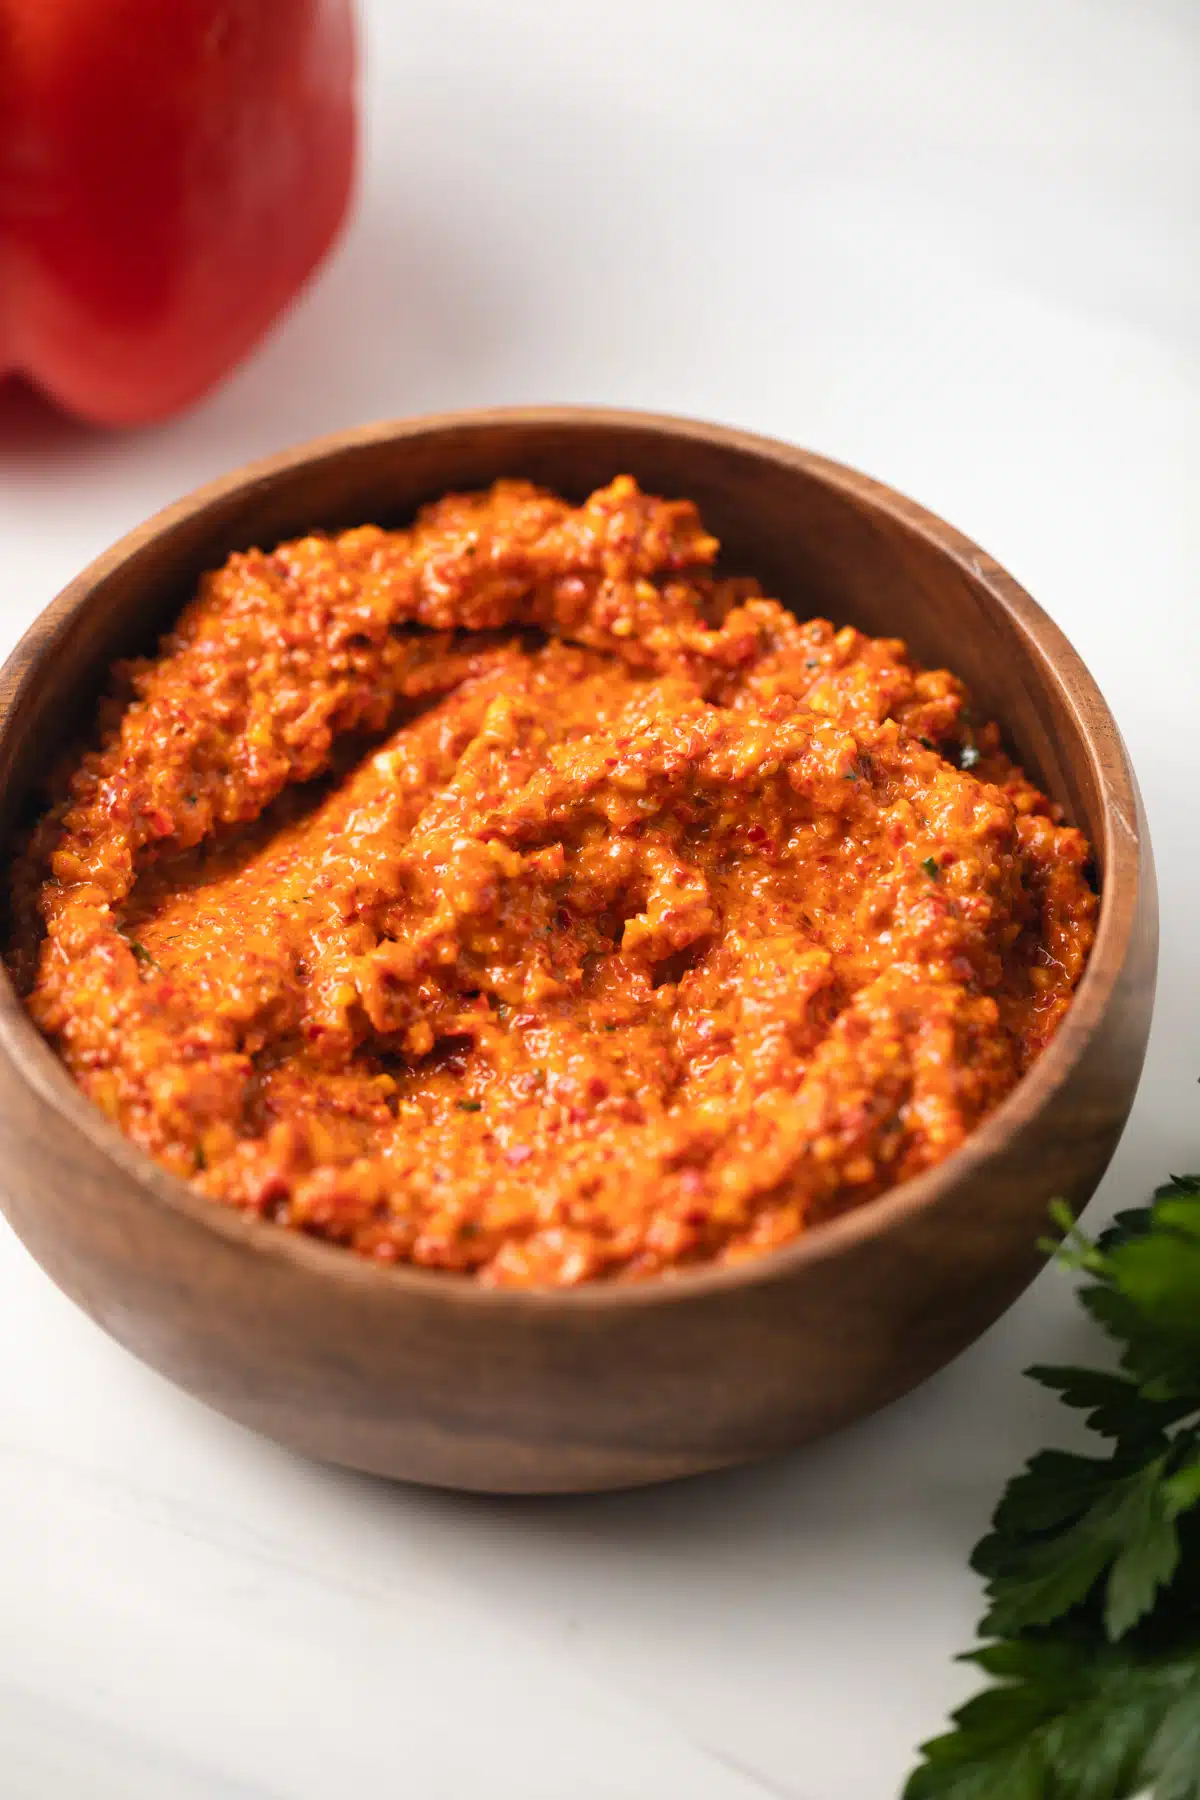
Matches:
[[0, 408, 1157, 1493]]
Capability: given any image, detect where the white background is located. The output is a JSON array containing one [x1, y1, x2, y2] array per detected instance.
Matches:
[[1, 3, 1197, 1795]]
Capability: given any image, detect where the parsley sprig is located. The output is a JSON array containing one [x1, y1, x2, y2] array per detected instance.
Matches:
[[907, 1174, 1200, 1800]]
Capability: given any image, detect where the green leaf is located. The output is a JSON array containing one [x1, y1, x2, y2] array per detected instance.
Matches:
[[1026, 1366, 1180, 1441], [1153, 1195, 1200, 1242], [1163, 1453, 1200, 1517], [906, 1642, 1200, 1800], [1096, 1201, 1160, 1251], [978, 1449, 1117, 1545], [1147, 1661, 1200, 1800], [908, 1170, 1200, 1798], [1109, 1233, 1200, 1355], [1104, 1460, 1181, 1639], [1070, 1178, 1200, 1407], [1081, 1282, 1200, 1406], [978, 1453, 1181, 1641]]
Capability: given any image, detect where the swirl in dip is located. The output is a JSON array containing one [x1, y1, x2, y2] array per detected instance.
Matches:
[[11, 479, 1096, 1285]]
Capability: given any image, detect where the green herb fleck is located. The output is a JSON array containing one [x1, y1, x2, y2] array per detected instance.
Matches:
[[456, 1099, 483, 1113], [194, 1144, 207, 1172], [922, 856, 939, 879], [920, 736, 936, 751]]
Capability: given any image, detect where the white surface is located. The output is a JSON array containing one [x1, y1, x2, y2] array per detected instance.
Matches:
[[1, 3, 1197, 1795]]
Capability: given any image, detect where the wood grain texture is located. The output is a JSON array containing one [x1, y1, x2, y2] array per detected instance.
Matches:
[[0, 409, 1157, 1493]]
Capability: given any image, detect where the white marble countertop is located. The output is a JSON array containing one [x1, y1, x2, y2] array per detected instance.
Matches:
[[1, 3, 1196, 1794]]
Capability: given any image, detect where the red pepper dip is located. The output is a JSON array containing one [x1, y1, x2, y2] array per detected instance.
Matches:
[[9, 478, 1096, 1286]]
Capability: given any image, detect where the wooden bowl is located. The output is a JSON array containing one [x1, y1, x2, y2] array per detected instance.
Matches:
[[0, 409, 1157, 1494]]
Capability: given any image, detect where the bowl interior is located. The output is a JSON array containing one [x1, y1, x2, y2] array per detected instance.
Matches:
[[0, 413, 1106, 888]]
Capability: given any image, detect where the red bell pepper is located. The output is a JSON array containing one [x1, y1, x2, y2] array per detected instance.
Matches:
[[0, 0, 356, 425]]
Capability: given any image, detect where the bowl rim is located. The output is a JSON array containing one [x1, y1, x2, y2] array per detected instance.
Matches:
[[0, 404, 1146, 1314]]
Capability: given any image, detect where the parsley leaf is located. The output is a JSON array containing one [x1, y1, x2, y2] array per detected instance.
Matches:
[[975, 1450, 1189, 1641], [1026, 1366, 1194, 1442], [1073, 1183, 1200, 1406], [907, 1640, 1200, 1800], [907, 1173, 1200, 1798]]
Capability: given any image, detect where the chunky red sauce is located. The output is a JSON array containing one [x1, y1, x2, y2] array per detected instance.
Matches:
[[11, 478, 1096, 1285]]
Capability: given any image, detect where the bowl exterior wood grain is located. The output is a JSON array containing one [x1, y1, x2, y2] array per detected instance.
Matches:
[[0, 410, 1157, 1493]]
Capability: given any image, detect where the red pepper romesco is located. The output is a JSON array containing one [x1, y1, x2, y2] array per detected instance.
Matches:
[[10, 479, 1097, 1286]]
